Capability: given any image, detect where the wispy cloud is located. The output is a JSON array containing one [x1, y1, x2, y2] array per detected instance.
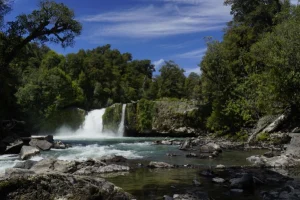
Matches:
[[176, 48, 207, 59], [152, 58, 165, 70], [159, 39, 203, 49], [81, 0, 231, 39]]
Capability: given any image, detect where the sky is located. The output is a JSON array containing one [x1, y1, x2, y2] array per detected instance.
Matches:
[[6, 0, 293, 75]]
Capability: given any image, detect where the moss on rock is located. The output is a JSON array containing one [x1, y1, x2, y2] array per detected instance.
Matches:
[[103, 103, 123, 133]]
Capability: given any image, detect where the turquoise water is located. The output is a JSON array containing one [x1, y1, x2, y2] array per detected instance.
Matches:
[[0, 137, 268, 200], [0, 137, 266, 173]]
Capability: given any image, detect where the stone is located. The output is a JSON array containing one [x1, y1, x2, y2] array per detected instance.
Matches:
[[29, 139, 52, 151], [212, 177, 225, 184], [0, 172, 133, 200], [20, 146, 40, 160], [216, 164, 226, 169], [230, 173, 254, 190], [53, 141, 66, 149], [180, 139, 192, 150], [13, 160, 37, 169], [212, 151, 220, 157], [161, 140, 172, 145], [164, 195, 173, 200], [262, 114, 288, 133], [5, 168, 35, 179], [148, 161, 174, 168], [186, 153, 198, 158], [31, 159, 77, 174], [200, 143, 222, 153], [173, 192, 209, 200], [247, 155, 267, 166], [4, 139, 24, 154], [286, 134, 300, 158]]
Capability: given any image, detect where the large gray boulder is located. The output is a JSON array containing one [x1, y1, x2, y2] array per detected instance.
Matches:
[[20, 146, 40, 160], [30, 158, 77, 174], [200, 143, 222, 153], [0, 172, 133, 200], [286, 134, 300, 158], [2, 134, 24, 154], [29, 139, 52, 151], [13, 160, 37, 169], [180, 138, 192, 150], [4, 168, 35, 179]]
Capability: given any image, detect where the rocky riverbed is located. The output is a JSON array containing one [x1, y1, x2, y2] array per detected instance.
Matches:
[[0, 133, 300, 199]]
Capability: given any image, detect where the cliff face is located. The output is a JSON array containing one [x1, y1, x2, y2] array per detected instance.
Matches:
[[104, 99, 206, 137], [102, 103, 123, 133]]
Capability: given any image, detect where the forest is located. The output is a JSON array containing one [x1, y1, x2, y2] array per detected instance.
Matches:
[[1, 0, 300, 138]]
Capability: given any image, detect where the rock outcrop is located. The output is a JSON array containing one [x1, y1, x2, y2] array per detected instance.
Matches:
[[104, 99, 207, 136], [0, 171, 133, 200], [20, 146, 40, 160], [29, 139, 52, 151]]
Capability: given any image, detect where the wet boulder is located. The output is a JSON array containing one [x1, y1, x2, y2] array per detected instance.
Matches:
[[0, 172, 134, 200], [212, 177, 226, 184], [29, 139, 52, 151], [148, 161, 174, 168], [2, 134, 24, 154], [4, 168, 35, 179], [20, 146, 40, 160], [53, 141, 67, 149], [13, 160, 37, 169], [186, 153, 198, 158], [200, 143, 222, 153], [230, 173, 254, 190], [180, 139, 192, 150]]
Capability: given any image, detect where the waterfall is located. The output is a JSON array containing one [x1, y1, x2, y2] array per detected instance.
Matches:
[[117, 104, 126, 137], [81, 109, 106, 134]]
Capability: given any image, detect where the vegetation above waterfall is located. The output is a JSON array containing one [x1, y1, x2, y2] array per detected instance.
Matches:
[[1, 0, 300, 138]]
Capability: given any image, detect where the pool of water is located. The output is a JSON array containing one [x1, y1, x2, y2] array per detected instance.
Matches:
[[0, 137, 266, 172], [0, 137, 268, 199], [106, 168, 264, 200]]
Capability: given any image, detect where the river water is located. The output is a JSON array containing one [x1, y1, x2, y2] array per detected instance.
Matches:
[[0, 137, 267, 200], [0, 108, 269, 199]]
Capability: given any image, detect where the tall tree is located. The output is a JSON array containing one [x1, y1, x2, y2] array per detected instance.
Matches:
[[0, 0, 82, 120]]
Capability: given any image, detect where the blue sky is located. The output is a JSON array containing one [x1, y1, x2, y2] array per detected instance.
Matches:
[[6, 0, 234, 75]]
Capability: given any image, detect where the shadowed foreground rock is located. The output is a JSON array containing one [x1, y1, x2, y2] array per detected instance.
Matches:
[[0, 171, 133, 200]]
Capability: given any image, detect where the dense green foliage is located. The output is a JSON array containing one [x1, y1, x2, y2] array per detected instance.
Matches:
[[200, 0, 300, 135], [2, 0, 300, 137]]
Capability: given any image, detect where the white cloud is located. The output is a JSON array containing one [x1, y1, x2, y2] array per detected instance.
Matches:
[[176, 48, 207, 59], [184, 67, 200, 76], [81, 0, 231, 39], [152, 58, 165, 69]]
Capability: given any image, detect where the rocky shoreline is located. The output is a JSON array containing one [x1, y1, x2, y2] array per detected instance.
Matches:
[[0, 132, 300, 199]]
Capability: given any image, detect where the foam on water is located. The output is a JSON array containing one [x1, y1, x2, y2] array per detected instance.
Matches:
[[55, 107, 127, 139], [38, 144, 143, 162], [0, 154, 21, 173]]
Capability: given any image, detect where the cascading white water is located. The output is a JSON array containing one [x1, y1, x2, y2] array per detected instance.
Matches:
[[81, 109, 106, 134], [117, 104, 126, 137], [55, 106, 127, 139]]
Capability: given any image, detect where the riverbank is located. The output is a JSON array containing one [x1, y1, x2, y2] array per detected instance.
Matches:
[[0, 134, 300, 199]]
